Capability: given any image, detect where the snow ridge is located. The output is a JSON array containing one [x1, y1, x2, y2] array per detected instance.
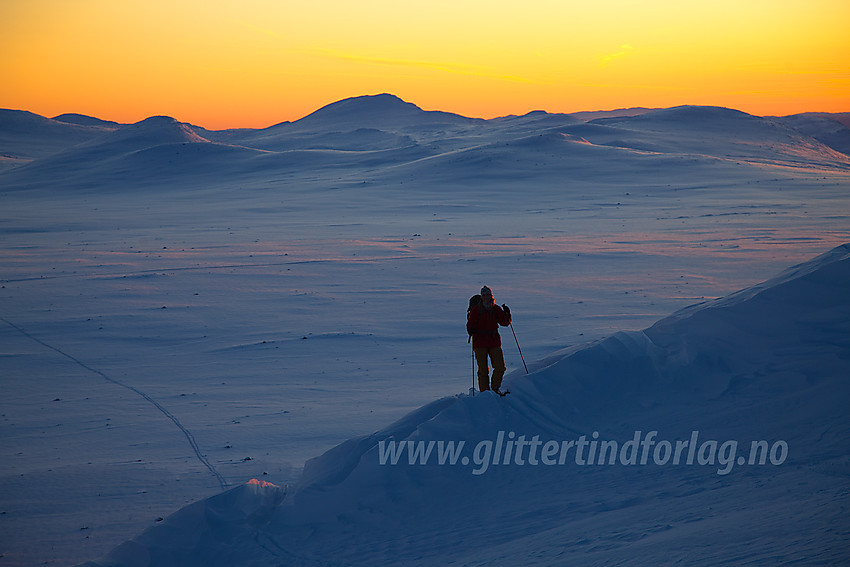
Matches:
[[79, 243, 850, 566]]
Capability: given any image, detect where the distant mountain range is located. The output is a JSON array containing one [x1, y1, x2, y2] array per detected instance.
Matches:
[[2, 94, 848, 189]]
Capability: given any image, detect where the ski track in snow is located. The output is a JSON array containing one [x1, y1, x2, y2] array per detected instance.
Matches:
[[0, 316, 229, 491]]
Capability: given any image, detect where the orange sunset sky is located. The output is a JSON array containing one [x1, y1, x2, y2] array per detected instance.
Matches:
[[2, 0, 848, 130]]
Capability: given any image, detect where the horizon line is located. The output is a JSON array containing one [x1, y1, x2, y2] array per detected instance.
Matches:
[[5, 93, 850, 131]]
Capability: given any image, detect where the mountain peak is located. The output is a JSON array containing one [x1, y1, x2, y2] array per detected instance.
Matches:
[[52, 113, 121, 128], [119, 116, 210, 144], [294, 94, 422, 126], [315, 93, 421, 113], [290, 93, 472, 131]]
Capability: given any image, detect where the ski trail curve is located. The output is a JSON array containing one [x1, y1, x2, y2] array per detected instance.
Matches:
[[1, 317, 229, 491]]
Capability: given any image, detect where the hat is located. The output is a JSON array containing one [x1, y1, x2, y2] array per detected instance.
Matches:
[[480, 286, 492, 296]]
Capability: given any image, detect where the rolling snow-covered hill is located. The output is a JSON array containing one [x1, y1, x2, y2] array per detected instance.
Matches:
[[0, 109, 116, 171], [2, 94, 849, 191]]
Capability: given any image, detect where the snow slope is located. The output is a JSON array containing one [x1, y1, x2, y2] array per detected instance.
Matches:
[[574, 106, 850, 169], [80, 244, 850, 566], [52, 114, 123, 128], [0, 109, 116, 171], [776, 113, 850, 157], [0, 115, 270, 190]]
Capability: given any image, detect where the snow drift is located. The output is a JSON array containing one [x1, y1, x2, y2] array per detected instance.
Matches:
[[80, 243, 850, 566]]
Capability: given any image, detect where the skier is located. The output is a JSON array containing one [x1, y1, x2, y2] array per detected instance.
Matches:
[[467, 286, 511, 395]]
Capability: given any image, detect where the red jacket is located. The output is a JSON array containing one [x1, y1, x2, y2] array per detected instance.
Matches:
[[467, 304, 511, 348]]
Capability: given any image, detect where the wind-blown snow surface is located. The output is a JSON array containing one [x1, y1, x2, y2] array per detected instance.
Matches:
[[1, 94, 849, 565], [83, 244, 850, 566]]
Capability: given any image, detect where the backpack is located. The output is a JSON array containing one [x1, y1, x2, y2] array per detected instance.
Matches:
[[468, 294, 482, 314], [467, 294, 481, 342]]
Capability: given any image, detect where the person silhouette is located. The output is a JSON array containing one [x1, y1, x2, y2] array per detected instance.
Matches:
[[466, 286, 511, 394]]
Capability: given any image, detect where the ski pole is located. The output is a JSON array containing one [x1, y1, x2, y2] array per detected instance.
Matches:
[[510, 322, 529, 374], [471, 344, 476, 396]]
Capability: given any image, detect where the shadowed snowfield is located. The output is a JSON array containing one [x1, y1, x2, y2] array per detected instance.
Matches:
[[1, 95, 849, 565]]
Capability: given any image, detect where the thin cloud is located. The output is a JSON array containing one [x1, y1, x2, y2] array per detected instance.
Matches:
[[601, 44, 634, 66]]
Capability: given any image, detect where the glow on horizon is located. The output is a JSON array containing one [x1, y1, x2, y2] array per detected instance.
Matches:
[[1, 0, 848, 129]]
